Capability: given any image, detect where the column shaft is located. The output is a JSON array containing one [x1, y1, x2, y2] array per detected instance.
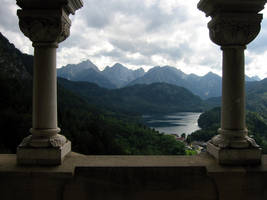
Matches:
[[32, 43, 59, 136], [221, 46, 246, 132]]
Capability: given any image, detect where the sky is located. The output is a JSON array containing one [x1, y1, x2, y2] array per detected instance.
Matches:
[[1, 0, 267, 78]]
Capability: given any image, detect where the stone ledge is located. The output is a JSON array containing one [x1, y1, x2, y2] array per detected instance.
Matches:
[[0, 153, 267, 200]]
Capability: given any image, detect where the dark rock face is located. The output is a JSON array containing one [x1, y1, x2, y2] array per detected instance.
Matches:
[[0, 32, 32, 80]]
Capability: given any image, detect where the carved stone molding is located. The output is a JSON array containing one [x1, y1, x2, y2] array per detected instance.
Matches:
[[198, 0, 267, 18], [208, 13, 262, 46], [17, 9, 71, 44], [209, 129, 259, 149], [19, 134, 68, 148], [16, 0, 83, 16]]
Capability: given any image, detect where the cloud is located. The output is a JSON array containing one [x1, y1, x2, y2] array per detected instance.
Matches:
[[0, 0, 19, 32], [1, 0, 267, 78]]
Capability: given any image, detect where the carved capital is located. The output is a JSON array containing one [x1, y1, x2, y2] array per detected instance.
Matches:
[[17, 9, 71, 44], [208, 13, 262, 46]]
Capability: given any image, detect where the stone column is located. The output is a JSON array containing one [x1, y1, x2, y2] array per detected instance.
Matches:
[[198, 0, 266, 165], [16, 1, 83, 165], [30, 42, 64, 147]]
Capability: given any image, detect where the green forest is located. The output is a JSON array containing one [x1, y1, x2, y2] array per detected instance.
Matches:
[[2, 31, 267, 156], [0, 33, 185, 155], [0, 71, 186, 155], [187, 107, 267, 153]]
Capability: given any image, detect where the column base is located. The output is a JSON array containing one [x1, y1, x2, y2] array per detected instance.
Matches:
[[17, 141, 71, 165], [207, 142, 261, 165]]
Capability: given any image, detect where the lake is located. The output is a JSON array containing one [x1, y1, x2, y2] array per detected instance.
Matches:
[[142, 112, 202, 136]]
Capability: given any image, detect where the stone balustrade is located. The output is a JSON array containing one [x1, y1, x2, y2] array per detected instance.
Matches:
[[1, 153, 267, 200], [14, 0, 267, 169]]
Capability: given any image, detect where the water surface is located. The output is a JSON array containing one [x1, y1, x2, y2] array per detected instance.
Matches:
[[143, 112, 201, 136]]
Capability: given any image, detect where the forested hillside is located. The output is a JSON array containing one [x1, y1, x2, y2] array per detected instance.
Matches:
[[0, 32, 185, 155], [187, 107, 267, 153], [58, 78, 205, 115]]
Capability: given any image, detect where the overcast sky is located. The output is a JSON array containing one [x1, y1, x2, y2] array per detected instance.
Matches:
[[1, 0, 267, 78]]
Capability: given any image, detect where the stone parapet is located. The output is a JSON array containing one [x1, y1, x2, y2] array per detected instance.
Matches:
[[0, 153, 267, 200]]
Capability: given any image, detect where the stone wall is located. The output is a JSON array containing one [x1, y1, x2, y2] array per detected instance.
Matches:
[[0, 153, 267, 200]]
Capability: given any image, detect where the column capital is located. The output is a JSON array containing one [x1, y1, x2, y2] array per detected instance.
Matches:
[[198, 0, 267, 18], [198, 0, 266, 47], [208, 13, 262, 47], [17, 9, 71, 44], [16, 0, 83, 15], [16, 0, 83, 44]]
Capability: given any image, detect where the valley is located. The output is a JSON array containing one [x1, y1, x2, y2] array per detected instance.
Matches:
[[1, 31, 267, 155]]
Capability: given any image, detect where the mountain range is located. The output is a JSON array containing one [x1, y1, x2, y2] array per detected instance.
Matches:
[[57, 60, 260, 99], [0, 32, 205, 115], [1, 30, 267, 155], [0, 32, 187, 155]]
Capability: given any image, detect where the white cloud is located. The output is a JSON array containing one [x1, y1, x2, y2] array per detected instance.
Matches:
[[1, 0, 267, 78]]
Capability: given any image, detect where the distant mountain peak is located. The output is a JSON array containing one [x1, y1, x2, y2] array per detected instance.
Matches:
[[113, 63, 126, 68], [102, 63, 145, 88], [60, 59, 99, 72], [57, 59, 117, 88], [204, 72, 219, 77], [246, 75, 261, 82], [135, 68, 145, 73], [104, 65, 111, 70]]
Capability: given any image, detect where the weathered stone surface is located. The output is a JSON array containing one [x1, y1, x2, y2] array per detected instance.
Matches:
[[17, 141, 71, 165], [16, 0, 83, 15], [207, 142, 262, 165], [17, 9, 71, 43], [1, 153, 267, 200], [208, 13, 262, 46], [197, 0, 267, 17]]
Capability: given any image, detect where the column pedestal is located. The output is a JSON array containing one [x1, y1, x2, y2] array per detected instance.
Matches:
[[17, 141, 71, 165], [207, 143, 261, 165]]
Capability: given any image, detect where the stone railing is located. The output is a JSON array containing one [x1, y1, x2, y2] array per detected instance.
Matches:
[[14, 0, 267, 167], [0, 153, 267, 200], [6, 1, 267, 199]]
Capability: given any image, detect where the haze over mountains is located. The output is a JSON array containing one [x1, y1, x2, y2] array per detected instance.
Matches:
[[57, 60, 260, 99]]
